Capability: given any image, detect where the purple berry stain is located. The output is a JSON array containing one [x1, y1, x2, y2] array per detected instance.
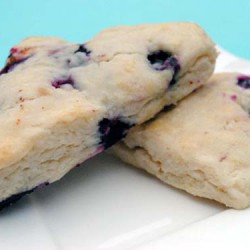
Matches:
[[37, 182, 49, 189], [0, 46, 32, 76], [147, 50, 180, 86], [52, 76, 75, 89], [0, 189, 36, 211], [230, 95, 237, 101], [0, 182, 50, 211], [85, 146, 105, 161], [0, 56, 29, 76], [237, 75, 250, 89], [98, 118, 133, 149]]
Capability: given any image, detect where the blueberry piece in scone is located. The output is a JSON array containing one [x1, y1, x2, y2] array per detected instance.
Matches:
[[98, 118, 133, 149], [237, 75, 250, 89], [0, 57, 29, 75], [0, 23, 216, 209], [0, 188, 36, 210], [74, 44, 91, 55], [0, 182, 50, 210], [147, 50, 180, 86]]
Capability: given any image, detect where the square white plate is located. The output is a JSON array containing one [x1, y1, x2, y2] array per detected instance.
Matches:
[[0, 48, 250, 250]]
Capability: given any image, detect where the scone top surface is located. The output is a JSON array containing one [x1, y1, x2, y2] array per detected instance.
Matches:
[[0, 23, 216, 170], [0, 22, 219, 209]]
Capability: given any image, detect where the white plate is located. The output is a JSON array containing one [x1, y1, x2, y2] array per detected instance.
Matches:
[[0, 48, 250, 250]]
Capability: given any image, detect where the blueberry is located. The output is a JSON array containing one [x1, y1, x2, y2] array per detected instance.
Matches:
[[163, 104, 176, 112], [98, 118, 133, 149], [0, 188, 36, 211], [237, 76, 250, 89], [74, 44, 91, 55], [52, 76, 75, 88], [147, 50, 180, 86], [147, 51, 171, 68], [0, 57, 29, 76]]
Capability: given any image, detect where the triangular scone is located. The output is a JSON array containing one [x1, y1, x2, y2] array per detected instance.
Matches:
[[0, 23, 216, 208], [113, 73, 250, 209]]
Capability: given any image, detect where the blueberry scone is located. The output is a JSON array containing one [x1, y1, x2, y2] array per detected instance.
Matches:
[[0, 23, 216, 209], [113, 73, 250, 209]]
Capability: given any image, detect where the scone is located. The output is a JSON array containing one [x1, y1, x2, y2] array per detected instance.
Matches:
[[0, 23, 216, 209], [113, 73, 250, 209]]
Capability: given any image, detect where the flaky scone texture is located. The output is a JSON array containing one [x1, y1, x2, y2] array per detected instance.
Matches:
[[113, 73, 250, 209], [0, 23, 216, 207]]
